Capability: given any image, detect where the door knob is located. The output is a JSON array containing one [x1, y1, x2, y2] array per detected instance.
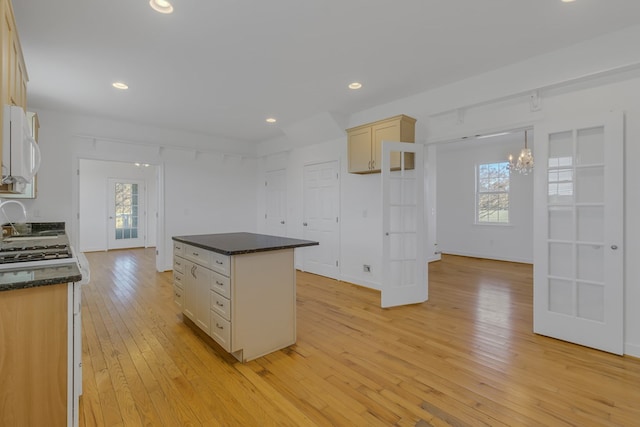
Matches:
[[280, 221, 285, 224], [303, 222, 308, 226], [611, 245, 618, 250]]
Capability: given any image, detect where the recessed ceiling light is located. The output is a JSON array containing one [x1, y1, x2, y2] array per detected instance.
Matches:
[[266, 118, 277, 123], [348, 82, 362, 90], [561, 0, 576, 3], [112, 82, 128, 90], [150, 0, 174, 14]]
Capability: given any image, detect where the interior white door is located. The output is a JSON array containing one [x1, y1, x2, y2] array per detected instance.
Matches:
[[381, 142, 427, 308], [265, 169, 287, 237], [533, 112, 624, 354], [107, 178, 146, 249], [302, 161, 340, 279]]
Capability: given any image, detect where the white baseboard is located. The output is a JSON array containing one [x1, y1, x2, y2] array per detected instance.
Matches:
[[625, 342, 640, 358], [441, 250, 532, 264]]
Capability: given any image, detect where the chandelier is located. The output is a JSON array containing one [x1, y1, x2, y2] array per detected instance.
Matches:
[[508, 130, 534, 175]]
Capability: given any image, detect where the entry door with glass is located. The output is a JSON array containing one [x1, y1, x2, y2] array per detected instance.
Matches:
[[107, 179, 146, 249], [533, 112, 623, 354]]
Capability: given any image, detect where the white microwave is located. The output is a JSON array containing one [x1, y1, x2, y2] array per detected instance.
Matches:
[[2, 104, 41, 185]]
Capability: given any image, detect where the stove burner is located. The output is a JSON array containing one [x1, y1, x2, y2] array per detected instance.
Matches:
[[0, 244, 73, 264]]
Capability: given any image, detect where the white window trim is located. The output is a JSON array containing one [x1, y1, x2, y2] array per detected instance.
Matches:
[[475, 161, 511, 226]]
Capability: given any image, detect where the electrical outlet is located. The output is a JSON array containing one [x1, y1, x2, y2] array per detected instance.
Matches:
[[363, 264, 371, 272]]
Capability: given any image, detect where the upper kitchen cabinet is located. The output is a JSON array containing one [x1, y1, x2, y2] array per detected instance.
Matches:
[[0, 0, 29, 195], [1, 0, 28, 110], [347, 115, 416, 174]]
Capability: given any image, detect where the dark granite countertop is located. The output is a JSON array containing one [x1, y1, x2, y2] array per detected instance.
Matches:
[[172, 232, 319, 256], [0, 224, 82, 292], [0, 261, 82, 291]]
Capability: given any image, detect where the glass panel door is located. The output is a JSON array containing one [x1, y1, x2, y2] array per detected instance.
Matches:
[[108, 179, 146, 250], [534, 112, 623, 354]]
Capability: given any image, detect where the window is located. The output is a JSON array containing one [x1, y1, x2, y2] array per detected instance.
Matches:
[[476, 161, 510, 224]]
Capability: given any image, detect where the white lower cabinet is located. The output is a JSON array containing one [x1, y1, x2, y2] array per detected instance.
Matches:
[[173, 241, 296, 362]]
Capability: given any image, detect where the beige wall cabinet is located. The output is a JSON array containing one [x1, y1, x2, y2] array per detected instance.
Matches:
[[1, 0, 29, 194], [347, 114, 416, 174]]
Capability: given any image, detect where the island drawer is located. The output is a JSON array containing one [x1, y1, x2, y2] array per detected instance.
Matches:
[[210, 270, 230, 299], [173, 284, 184, 308], [173, 271, 184, 289], [210, 291, 231, 321], [173, 257, 185, 274], [210, 252, 230, 276], [210, 311, 231, 352], [173, 242, 184, 257], [183, 244, 212, 267]]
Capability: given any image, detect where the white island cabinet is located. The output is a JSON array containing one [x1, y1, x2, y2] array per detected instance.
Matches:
[[172, 232, 318, 362]]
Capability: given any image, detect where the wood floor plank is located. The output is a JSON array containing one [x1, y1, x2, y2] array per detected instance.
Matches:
[[78, 249, 640, 426]]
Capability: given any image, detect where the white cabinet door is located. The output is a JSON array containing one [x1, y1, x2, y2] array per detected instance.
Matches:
[[381, 142, 427, 308], [533, 112, 624, 354]]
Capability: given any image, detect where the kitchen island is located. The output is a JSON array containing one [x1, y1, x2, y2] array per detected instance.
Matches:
[[172, 232, 318, 362]]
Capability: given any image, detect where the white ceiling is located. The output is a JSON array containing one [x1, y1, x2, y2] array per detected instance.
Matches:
[[12, 0, 640, 144]]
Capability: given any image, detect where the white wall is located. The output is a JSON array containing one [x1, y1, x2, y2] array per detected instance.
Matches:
[[22, 109, 258, 271], [78, 159, 157, 252], [436, 133, 534, 263]]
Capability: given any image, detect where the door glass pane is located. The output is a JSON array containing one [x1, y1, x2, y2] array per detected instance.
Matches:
[[577, 244, 604, 283], [548, 131, 574, 204], [549, 279, 574, 315], [577, 206, 603, 243], [576, 167, 604, 203], [549, 207, 572, 241], [577, 282, 604, 322], [549, 243, 572, 278], [576, 126, 604, 165], [114, 182, 139, 241]]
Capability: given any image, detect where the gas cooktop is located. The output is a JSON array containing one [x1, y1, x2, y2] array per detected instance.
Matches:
[[0, 243, 77, 270]]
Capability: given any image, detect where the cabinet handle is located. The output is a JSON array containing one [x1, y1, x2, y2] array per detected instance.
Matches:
[[192, 252, 199, 257], [303, 222, 308, 226], [371, 160, 375, 169], [175, 291, 181, 297], [216, 301, 224, 307], [216, 323, 224, 330], [215, 260, 224, 265], [280, 220, 285, 224], [191, 265, 197, 278], [175, 261, 181, 266], [368, 160, 371, 170], [215, 281, 224, 286]]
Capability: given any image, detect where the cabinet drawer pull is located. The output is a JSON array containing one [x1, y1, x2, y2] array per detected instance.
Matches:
[[175, 291, 181, 297], [371, 160, 375, 169], [215, 260, 224, 265], [216, 323, 224, 330], [192, 252, 199, 257], [175, 261, 181, 266], [215, 280, 224, 286], [216, 301, 224, 307]]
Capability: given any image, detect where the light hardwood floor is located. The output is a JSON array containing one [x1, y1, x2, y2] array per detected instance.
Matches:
[[79, 249, 640, 426]]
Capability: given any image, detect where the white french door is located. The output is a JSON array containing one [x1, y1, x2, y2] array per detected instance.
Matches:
[[107, 178, 146, 250], [381, 142, 427, 308], [302, 161, 340, 279], [265, 169, 287, 237], [533, 112, 624, 354]]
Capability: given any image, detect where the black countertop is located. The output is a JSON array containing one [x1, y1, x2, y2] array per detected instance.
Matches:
[[0, 227, 83, 292], [172, 232, 319, 256], [0, 262, 82, 291]]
